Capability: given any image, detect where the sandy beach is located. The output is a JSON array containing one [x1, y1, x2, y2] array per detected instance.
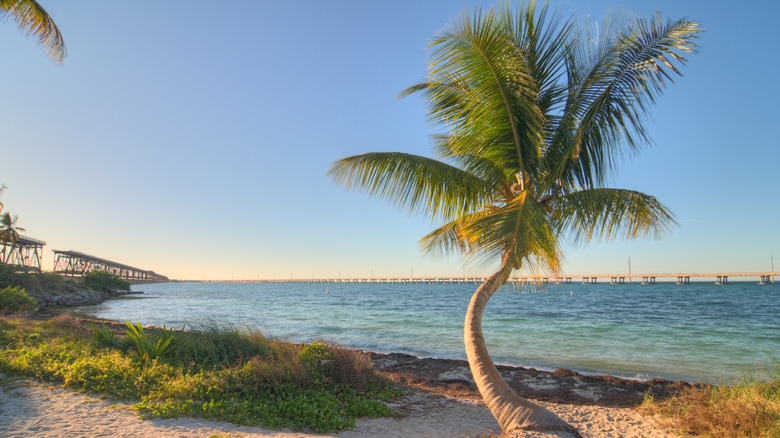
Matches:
[[0, 361, 678, 438]]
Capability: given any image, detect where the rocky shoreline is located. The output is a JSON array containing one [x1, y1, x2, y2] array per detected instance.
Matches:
[[370, 352, 708, 409], [27, 284, 138, 309]]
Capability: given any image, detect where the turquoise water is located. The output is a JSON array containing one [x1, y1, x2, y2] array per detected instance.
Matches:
[[76, 281, 779, 384]]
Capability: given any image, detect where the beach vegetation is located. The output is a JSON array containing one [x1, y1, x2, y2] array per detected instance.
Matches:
[[0, 263, 93, 307], [0, 315, 398, 433], [81, 270, 131, 292], [0, 285, 37, 313], [329, 1, 699, 434], [90, 321, 118, 346], [0, 262, 24, 287], [124, 320, 175, 361], [642, 365, 780, 437], [1, 261, 93, 292], [164, 321, 268, 370]]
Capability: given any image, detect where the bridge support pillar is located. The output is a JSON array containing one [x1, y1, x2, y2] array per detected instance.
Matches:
[[716, 275, 728, 285]]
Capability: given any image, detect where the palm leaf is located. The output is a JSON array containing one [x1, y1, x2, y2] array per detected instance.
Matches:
[[327, 152, 491, 222], [499, 1, 574, 114], [459, 191, 561, 273], [547, 11, 700, 188], [551, 187, 676, 244], [0, 0, 66, 63], [418, 6, 545, 181], [418, 209, 494, 259]]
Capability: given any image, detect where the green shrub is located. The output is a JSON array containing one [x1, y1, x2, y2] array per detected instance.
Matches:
[[35, 271, 77, 291], [164, 322, 268, 371], [0, 264, 24, 289], [90, 321, 117, 346], [81, 270, 130, 292], [125, 321, 174, 361], [299, 340, 334, 365], [0, 266, 84, 297], [0, 286, 37, 313], [299, 341, 337, 388]]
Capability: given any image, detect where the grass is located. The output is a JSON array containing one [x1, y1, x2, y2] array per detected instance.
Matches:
[[641, 364, 780, 437], [0, 314, 399, 433]]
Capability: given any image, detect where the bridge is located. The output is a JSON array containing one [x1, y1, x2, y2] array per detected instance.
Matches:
[[52, 250, 168, 283], [202, 272, 777, 285], [0, 235, 46, 271]]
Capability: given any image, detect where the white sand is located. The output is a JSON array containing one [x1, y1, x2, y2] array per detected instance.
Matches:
[[0, 375, 674, 438]]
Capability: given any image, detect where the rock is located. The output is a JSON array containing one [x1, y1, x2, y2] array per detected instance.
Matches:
[[27, 287, 117, 309]]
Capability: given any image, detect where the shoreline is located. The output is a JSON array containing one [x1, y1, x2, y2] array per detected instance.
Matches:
[[370, 351, 707, 409], [41, 308, 707, 402], [71, 309, 711, 387], [0, 313, 700, 437]]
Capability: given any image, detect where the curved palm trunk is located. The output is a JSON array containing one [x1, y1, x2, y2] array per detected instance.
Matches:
[[464, 256, 582, 436]]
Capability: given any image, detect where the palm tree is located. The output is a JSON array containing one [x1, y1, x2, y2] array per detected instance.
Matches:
[[0, 212, 25, 245], [0, 211, 26, 265], [329, 2, 699, 435], [0, 0, 66, 63], [0, 211, 24, 266]]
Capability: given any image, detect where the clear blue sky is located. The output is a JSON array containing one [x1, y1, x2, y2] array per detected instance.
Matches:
[[1, 0, 778, 280]]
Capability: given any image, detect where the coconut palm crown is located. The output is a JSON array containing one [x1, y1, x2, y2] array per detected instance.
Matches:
[[329, 2, 699, 435], [0, 212, 25, 245], [1, 0, 66, 63]]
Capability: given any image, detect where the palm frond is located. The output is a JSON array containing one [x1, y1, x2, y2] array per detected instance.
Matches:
[[428, 133, 518, 187], [419, 215, 471, 259], [403, 78, 525, 179], [499, 1, 574, 113], [547, 11, 700, 188], [459, 191, 561, 272], [327, 153, 491, 222], [420, 6, 545, 180], [400, 79, 471, 131], [551, 187, 676, 244], [0, 0, 66, 63]]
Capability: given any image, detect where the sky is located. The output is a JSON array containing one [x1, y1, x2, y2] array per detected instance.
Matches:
[[1, 0, 778, 281]]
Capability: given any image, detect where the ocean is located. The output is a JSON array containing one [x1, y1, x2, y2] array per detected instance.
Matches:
[[74, 280, 779, 384]]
